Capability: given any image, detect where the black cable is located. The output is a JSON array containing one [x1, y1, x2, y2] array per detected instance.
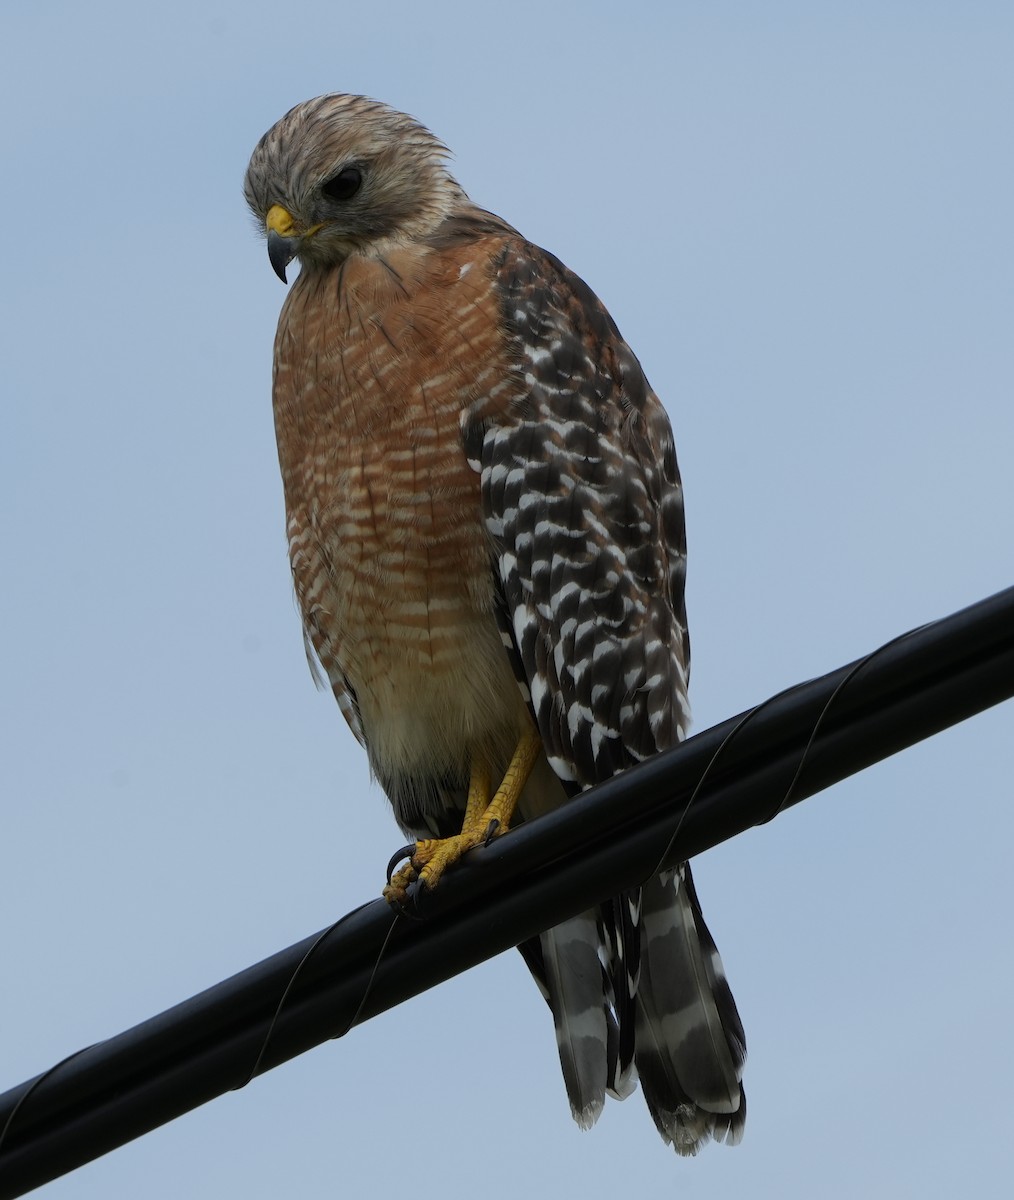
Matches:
[[0, 584, 1011, 1200]]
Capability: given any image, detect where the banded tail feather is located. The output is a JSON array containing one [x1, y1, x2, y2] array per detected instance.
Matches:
[[539, 914, 610, 1128], [634, 865, 746, 1153], [519, 865, 745, 1153]]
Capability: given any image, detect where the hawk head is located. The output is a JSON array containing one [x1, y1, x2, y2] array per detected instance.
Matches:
[[244, 93, 465, 281]]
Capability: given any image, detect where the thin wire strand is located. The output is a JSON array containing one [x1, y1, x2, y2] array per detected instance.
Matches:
[[234, 901, 400, 1090], [0, 1045, 97, 1155], [0, 904, 404, 1155], [649, 618, 938, 878], [330, 909, 402, 1040], [648, 697, 780, 878], [759, 619, 935, 824]]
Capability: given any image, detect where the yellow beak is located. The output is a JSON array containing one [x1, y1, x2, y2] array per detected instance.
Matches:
[[265, 204, 300, 282]]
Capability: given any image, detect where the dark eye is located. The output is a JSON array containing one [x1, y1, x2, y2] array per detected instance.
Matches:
[[321, 166, 363, 201]]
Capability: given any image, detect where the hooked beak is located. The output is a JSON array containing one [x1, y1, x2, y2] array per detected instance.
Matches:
[[265, 204, 301, 283]]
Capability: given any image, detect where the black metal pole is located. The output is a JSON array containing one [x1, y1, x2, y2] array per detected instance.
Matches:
[[1, 585, 1012, 1199]]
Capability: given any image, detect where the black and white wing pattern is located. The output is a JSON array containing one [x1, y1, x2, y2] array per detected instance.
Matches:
[[466, 236, 746, 1152], [483, 239, 691, 784]]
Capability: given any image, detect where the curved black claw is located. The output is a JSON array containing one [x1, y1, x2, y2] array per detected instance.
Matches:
[[483, 819, 501, 847], [386, 843, 417, 884], [386, 887, 426, 921]]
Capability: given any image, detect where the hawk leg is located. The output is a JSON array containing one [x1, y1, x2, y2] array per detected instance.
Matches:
[[383, 728, 542, 905]]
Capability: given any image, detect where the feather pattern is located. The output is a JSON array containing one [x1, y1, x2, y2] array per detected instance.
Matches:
[[539, 915, 611, 1129], [463, 238, 691, 787], [635, 868, 746, 1151], [597, 891, 640, 1100]]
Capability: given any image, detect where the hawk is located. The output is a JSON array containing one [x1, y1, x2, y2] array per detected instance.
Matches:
[[244, 94, 746, 1153]]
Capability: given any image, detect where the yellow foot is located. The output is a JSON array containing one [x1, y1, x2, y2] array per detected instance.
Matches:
[[384, 823, 500, 904], [382, 729, 542, 907]]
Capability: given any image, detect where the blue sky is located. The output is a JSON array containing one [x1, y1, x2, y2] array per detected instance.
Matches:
[[2, 3, 1012, 1197]]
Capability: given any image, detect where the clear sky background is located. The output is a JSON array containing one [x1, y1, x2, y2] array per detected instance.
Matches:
[[3, 2, 1012, 1197]]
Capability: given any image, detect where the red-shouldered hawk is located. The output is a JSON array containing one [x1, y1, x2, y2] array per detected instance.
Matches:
[[244, 94, 745, 1153]]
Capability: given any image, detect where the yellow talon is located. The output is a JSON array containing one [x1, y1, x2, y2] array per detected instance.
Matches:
[[382, 729, 542, 905]]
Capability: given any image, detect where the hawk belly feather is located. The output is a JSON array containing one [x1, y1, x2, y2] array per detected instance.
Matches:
[[245, 92, 746, 1152]]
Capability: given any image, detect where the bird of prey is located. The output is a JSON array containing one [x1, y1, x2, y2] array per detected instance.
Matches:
[[244, 93, 745, 1152]]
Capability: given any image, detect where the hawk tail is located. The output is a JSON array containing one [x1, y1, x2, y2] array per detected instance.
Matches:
[[519, 898, 639, 1130], [634, 865, 747, 1154], [518, 869, 744, 1152], [537, 913, 611, 1129]]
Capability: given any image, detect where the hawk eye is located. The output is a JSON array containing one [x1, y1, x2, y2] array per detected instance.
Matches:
[[321, 166, 363, 201]]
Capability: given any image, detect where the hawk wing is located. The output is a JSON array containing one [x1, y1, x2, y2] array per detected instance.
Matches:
[[475, 237, 691, 782], [463, 237, 746, 1151]]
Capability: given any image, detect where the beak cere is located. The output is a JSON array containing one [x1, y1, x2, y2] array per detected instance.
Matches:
[[265, 203, 301, 283], [267, 228, 299, 282]]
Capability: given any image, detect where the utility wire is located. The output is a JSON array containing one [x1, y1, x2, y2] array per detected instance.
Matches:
[[1, 584, 1012, 1199]]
